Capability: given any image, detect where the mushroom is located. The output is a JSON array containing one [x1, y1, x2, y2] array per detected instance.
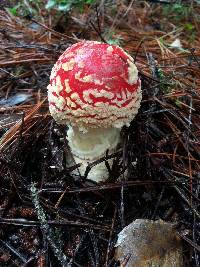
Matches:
[[47, 41, 142, 182]]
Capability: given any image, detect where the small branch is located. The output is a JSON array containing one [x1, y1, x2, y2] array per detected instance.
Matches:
[[30, 183, 70, 267]]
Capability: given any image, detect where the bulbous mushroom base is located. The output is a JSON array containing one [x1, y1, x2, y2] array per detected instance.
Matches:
[[73, 155, 113, 183], [66, 126, 120, 182]]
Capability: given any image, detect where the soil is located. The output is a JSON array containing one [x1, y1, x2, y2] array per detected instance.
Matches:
[[0, 1, 200, 267]]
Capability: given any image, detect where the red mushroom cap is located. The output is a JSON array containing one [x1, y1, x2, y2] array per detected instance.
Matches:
[[48, 41, 142, 129]]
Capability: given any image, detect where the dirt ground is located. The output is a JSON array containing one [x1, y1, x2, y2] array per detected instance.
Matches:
[[0, 1, 200, 266]]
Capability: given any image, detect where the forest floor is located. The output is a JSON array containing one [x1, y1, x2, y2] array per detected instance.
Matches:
[[0, 1, 200, 266]]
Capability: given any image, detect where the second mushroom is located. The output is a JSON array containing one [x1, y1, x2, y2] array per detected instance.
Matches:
[[48, 41, 142, 182]]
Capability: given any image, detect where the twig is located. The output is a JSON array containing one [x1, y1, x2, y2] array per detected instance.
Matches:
[[105, 207, 117, 266], [0, 218, 111, 231], [39, 180, 176, 194], [30, 183, 70, 267], [0, 239, 27, 263]]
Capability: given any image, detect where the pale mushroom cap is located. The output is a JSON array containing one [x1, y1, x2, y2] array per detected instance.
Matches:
[[48, 40, 142, 129]]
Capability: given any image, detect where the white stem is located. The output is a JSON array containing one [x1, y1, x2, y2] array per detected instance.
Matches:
[[66, 126, 120, 160], [73, 155, 114, 183], [66, 126, 121, 182]]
